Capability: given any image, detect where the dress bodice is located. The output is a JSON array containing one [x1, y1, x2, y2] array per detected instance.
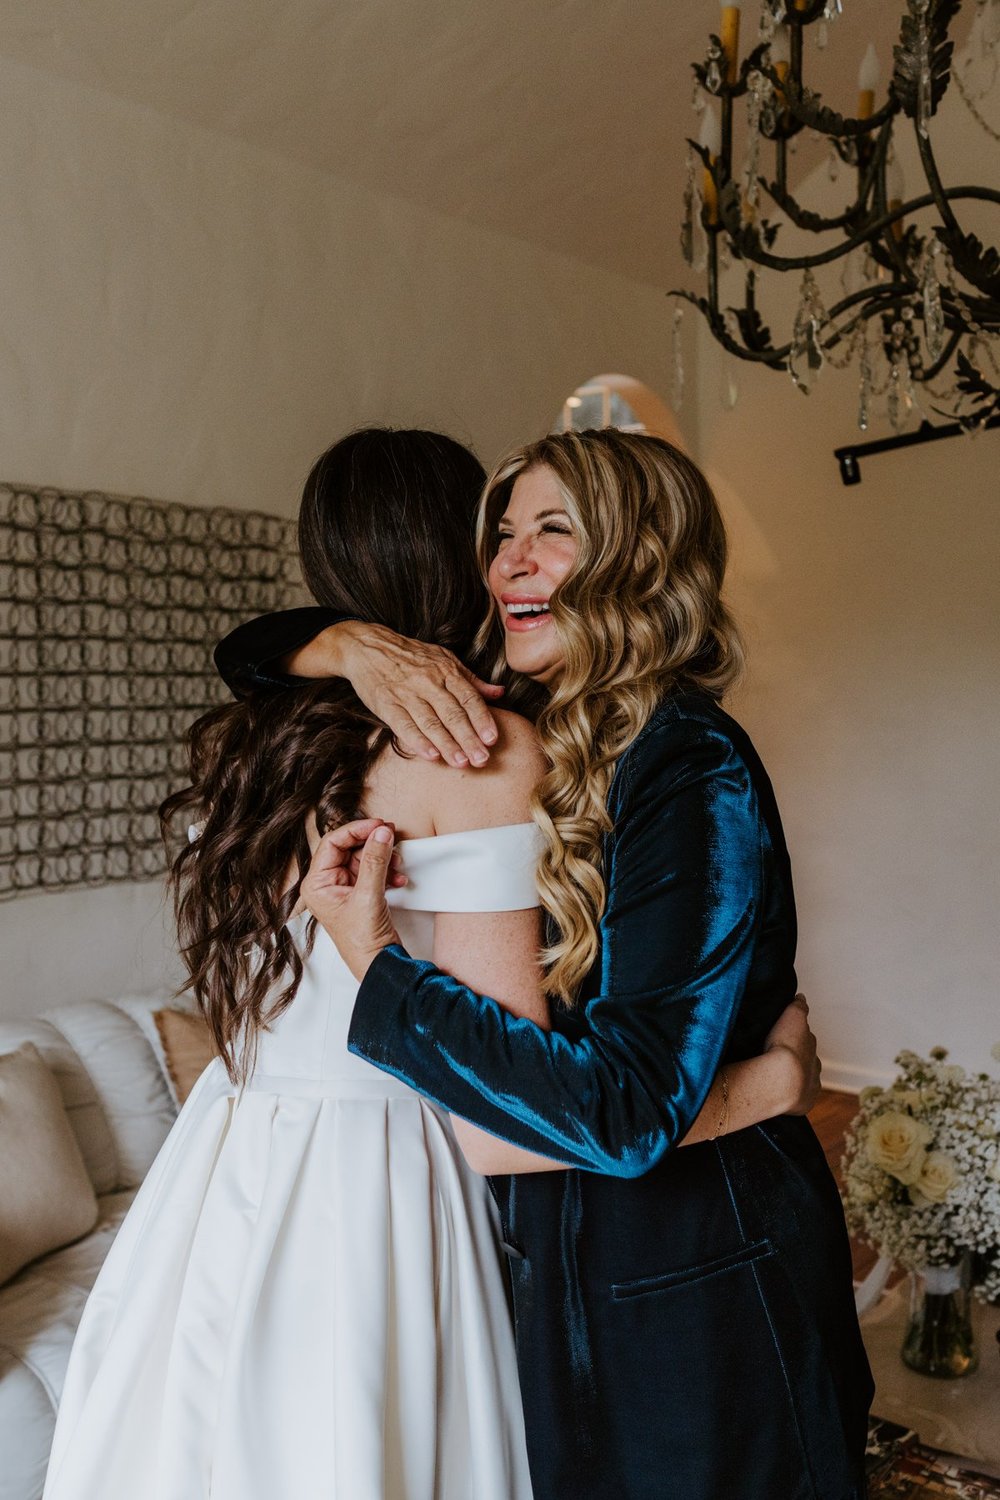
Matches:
[[251, 823, 543, 1091]]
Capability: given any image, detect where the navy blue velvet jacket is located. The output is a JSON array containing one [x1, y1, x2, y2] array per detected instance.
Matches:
[[216, 617, 872, 1500], [346, 692, 873, 1500]]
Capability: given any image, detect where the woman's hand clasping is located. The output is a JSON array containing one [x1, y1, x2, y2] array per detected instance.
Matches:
[[299, 818, 403, 982], [764, 994, 822, 1116]]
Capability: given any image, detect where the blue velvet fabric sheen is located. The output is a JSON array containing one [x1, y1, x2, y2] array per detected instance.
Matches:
[[348, 691, 873, 1500]]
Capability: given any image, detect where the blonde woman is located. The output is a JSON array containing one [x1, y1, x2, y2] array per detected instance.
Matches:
[[303, 431, 874, 1500]]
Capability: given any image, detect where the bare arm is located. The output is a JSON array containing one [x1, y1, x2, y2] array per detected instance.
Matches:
[[284, 620, 505, 770], [433, 904, 562, 1173]]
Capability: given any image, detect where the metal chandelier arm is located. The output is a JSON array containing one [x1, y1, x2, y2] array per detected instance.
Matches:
[[762, 150, 883, 235], [719, 188, 1000, 274], [669, 281, 917, 368], [765, 71, 900, 139]]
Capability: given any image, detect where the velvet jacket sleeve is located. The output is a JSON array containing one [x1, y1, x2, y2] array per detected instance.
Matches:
[[347, 700, 766, 1177], [213, 608, 347, 698]]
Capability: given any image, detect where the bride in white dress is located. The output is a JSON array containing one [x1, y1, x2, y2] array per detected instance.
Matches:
[[42, 429, 819, 1500], [43, 429, 548, 1500]]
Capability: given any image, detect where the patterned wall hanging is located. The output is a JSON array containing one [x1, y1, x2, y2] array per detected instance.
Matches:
[[0, 483, 300, 900]]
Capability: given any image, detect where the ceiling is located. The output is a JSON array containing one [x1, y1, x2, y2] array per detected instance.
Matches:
[[0, 1, 966, 288]]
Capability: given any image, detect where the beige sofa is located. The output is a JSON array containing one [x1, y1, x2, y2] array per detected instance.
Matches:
[[0, 995, 180, 1500]]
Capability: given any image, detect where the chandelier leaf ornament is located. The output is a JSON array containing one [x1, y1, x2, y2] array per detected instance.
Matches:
[[671, 0, 1000, 482]]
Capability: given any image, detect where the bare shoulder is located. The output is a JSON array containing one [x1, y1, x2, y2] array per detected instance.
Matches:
[[429, 709, 546, 836], [365, 710, 545, 838], [488, 708, 547, 775]]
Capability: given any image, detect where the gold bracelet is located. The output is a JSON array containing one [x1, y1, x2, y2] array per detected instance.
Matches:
[[712, 1066, 731, 1141]]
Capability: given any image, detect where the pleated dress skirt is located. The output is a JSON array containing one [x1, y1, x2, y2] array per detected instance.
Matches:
[[43, 1059, 532, 1500], [44, 826, 544, 1500]]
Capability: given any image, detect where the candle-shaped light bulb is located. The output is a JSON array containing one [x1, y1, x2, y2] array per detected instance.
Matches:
[[885, 153, 905, 206], [699, 102, 722, 157], [699, 104, 722, 225], [769, 23, 791, 100], [720, 5, 742, 85], [857, 43, 879, 119], [886, 151, 906, 240], [857, 43, 880, 91], [769, 23, 791, 69]]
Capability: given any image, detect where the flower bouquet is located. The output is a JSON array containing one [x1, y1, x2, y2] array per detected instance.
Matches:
[[842, 1045, 1000, 1377]]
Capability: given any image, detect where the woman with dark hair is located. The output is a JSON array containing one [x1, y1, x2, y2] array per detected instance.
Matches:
[[304, 430, 874, 1500], [42, 429, 818, 1500]]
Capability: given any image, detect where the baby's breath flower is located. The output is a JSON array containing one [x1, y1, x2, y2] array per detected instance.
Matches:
[[842, 1045, 1000, 1301]]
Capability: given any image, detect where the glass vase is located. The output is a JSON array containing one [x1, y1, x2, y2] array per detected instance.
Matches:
[[901, 1258, 978, 1379]]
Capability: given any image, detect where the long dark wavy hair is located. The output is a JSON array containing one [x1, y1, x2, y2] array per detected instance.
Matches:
[[160, 428, 488, 1082]]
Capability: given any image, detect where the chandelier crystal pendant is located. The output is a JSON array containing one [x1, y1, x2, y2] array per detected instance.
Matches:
[[672, 0, 1000, 467]]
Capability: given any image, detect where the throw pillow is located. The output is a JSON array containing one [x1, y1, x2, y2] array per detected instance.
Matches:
[[153, 1008, 218, 1105], [0, 1042, 100, 1285]]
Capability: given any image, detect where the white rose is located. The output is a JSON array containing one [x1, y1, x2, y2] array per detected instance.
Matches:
[[914, 1151, 958, 1204], [866, 1111, 933, 1186]]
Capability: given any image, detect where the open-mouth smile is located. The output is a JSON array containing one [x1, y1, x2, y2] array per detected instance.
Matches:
[[502, 597, 552, 632]]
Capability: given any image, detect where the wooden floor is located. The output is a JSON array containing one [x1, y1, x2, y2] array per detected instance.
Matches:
[[808, 1087, 859, 1179], [807, 1088, 882, 1282]]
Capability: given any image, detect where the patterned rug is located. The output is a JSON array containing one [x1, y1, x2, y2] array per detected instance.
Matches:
[[867, 1417, 1000, 1497]]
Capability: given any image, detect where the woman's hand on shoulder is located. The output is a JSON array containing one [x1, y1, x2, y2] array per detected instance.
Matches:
[[335, 621, 505, 769], [764, 994, 822, 1115]]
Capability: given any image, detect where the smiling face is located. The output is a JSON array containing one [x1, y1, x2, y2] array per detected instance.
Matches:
[[487, 464, 579, 685]]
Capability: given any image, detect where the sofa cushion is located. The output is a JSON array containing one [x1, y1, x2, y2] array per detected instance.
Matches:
[[153, 1007, 218, 1105], [0, 997, 176, 1195], [0, 1045, 99, 1287], [0, 1191, 133, 1499], [0, 1350, 52, 1500]]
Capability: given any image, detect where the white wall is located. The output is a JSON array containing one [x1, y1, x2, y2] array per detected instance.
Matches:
[[0, 55, 681, 514], [2, 883, 183, 1017], [692, 101, 1000, 1087], [0, 55, 679, 1019]]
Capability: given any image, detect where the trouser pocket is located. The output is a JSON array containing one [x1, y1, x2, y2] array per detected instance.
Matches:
[[610, 1237, 774, 1300]]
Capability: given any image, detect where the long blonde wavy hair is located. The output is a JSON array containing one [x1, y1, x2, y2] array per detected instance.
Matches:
[[475, 429, 745, 1006]]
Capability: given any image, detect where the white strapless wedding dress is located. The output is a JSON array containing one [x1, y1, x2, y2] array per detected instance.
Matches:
[[43, 824, 542, 1500]]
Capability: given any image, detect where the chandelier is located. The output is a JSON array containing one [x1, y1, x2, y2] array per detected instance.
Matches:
[[671, 0, 1000, 481]]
